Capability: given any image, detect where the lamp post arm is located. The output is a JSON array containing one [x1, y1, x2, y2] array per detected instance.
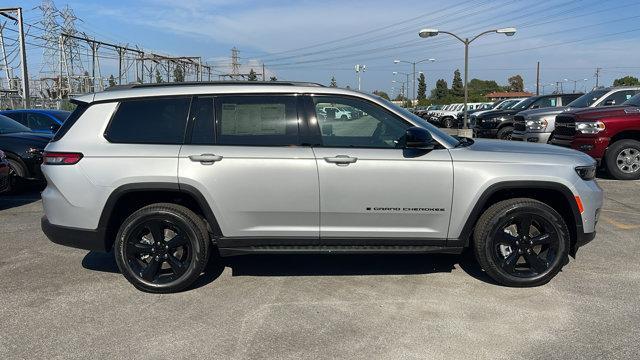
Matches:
[[438, 31, 467, 44], [469, 29, 499, 43]]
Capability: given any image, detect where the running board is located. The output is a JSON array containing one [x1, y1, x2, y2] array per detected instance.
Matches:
[[217, 245, 464, 257]]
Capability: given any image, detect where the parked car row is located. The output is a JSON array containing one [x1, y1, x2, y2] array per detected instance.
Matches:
[[413, 102, 494, 128], [465, 86, 640, 180], [0, 109, 70, 194]]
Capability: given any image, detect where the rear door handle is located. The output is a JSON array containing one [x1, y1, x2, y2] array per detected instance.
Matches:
[[189, 154, 223, 164], [324, 155, 357, 166]]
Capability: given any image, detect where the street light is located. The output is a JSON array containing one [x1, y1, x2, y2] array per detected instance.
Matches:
[[565, 78, 589, 93], [418, 27, 516, 131], [393, 57, 435, 103]]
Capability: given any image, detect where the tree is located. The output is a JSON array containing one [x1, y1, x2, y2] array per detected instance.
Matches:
[[417, 73, 427, 101], [431, 79, 448, 100], [108, 75, 116, 88], [173, 65, 185, 82], [508, 74, 524, 92], [451, 69, 464, 97], [247, 69, 258, 81], [155, 69, 164, 83], [372, 90, 390, 100], [269, 76, 278, 81], [330, 76, 337, 87], [613, 76, 640, 86]]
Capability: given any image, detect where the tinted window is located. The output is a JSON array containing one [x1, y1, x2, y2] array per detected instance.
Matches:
[[0, 114, 31, 134], [27, 113, 56, 130], [52, 102, 89, 142], [561, 93, 582, 105], [313, 96, 410, 148], [3, 112, 25, 125], [190, 97, 215, 145], [49, 111, 71, 122], [216, 95, 299, 146], [106, 97, 191, 144], [566, 89, 609, 108], [598, 90, 639, 107], [530, 97, 557, 109]]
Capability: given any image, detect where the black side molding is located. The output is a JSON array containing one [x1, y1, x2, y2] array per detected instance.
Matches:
[[41, 216, 109, 252]]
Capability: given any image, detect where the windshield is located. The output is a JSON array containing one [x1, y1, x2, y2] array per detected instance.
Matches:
[[497, 100, 516, 109], [0, 114, 31, 134], [623, 93, 640, 107], [384, 100, 459, 147], [567, 89, 611, 108], [510, 97, 536, 110]]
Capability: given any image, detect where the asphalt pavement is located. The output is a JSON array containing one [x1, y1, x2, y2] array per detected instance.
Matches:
[[1, 179, 639, 359]]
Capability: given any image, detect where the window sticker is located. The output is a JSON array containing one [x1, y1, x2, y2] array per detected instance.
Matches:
[[221, 103, 286, 135]]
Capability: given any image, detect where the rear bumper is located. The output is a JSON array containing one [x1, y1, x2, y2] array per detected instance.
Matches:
[[41, 216, 109, 252]]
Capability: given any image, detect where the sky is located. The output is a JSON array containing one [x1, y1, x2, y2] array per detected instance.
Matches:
[[9, 0, 640, 97]]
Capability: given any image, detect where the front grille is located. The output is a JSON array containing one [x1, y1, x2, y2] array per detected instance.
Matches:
[[514, 115, 526, 131], [554, 115, 576, 137]]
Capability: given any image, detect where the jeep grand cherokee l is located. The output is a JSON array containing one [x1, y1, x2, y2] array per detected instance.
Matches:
[[41, 82, 602, 293]]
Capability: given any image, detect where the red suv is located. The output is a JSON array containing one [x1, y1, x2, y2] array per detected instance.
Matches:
[[550, 94, 640, 180]]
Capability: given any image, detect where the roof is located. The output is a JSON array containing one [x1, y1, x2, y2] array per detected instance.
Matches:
[[74, 81, 365, 104], [485, 91, 534, 98]]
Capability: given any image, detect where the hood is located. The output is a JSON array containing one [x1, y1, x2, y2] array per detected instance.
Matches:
[[568, 105, 640, 120], [0, 131, 52, 143], [477, 109, 518, 119], [517, 106, 569, 118], [453, 138, 595, 166]]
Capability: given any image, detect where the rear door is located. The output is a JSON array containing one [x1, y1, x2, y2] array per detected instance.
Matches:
[[178, 94, 320, 240], [307, 95, 453, 242]]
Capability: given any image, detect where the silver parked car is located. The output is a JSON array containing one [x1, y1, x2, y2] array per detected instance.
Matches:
[[512, 87, 640, 143], [41, 82, 602, 293]]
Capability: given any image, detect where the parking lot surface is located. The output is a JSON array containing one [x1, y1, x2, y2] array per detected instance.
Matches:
[[1, 180, 639, 360]]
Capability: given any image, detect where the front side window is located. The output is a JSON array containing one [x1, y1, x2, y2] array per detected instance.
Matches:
[[599, 90, 639, 107], [313, 96, 410, 148], [27, 113, 56, 131], [531, 97, 557, 109], [216, 95, 299, 146], [106, 97, 191, 144]]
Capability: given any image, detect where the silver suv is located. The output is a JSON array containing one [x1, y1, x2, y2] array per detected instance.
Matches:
[[41, 82, 603, 293], [512, 87, 640, 143]]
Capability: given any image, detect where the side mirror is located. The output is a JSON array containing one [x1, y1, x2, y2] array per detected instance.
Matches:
[[604, 99, 616, 106], [405, 127, 435, 150]]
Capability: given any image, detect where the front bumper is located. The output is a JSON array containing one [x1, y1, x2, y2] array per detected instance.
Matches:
[[41, 216, 109, 252], [512, 131, 551, 143], [473, 128, 498, 138]]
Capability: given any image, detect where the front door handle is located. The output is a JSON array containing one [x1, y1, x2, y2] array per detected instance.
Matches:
[[324, 155, 357, 166], [189, 154, 223, 164]]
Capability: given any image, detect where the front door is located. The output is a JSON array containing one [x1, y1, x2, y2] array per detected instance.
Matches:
[[307, 95, 454, 242], [178, 95, 319, 240]]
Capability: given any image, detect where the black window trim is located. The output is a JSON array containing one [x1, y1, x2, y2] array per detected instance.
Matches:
[[103, 95, 193, 145]]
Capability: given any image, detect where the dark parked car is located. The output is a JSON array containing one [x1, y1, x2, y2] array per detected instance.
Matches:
[[0, 114, 52, 186], [0, 150, 9, 193], [472, 93, 583, 139], [0, 109, 70, 134]]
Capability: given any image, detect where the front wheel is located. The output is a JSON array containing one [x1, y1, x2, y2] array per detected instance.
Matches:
[[114, 203, 211, 293], [473, 198, 569, 287], [497, 126, 514, 140], [443, 117, 454, 128], [604, 139, 640, 180]]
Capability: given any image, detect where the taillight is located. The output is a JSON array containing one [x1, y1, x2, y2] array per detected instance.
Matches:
[[43, 152, 83, 165]]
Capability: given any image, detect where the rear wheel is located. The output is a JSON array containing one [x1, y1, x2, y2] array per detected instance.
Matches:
[[497, 126, 514, 140], [443, 117, 454, 128], [114, 203, 211, 293], [604, 139, 640, 180], [473, 198, 569, 287], [6, 157, 26, 194]]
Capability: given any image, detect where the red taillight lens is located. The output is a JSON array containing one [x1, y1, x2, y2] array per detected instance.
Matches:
[[43, 152, 83, 165]]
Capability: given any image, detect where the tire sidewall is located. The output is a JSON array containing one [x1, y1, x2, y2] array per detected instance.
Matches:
[[605, 140, 640, 180], [497, 126, 514, 140], [114, 208, 205, 292]]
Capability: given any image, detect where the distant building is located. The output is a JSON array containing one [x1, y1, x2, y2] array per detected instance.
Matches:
[[485, 91, 534, 101]]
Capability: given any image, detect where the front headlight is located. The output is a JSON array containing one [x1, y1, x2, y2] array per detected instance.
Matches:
[[576, 121, 605, 134], [526, 118, 548, 131], [575, 165, 596, 180]]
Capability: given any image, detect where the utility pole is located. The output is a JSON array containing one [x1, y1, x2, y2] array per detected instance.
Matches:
[[355, 64, 366, 91], [536, 61, 540, 95], [595, 67, 602, 88], [262, 63, 265, 81], [15, 8, 29, 107], [0, 22, 12, 90]]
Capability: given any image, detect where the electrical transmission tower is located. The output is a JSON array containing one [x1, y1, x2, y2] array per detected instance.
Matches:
[[60, 4, 85, 95], [38, 0, 61, 99]]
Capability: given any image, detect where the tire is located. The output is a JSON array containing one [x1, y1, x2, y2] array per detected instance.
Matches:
[[114, 203, 211, 293], [340, 115, 348, 121], [6, 157, 26, 194], [443, 117, 454, 128], [472, 198, 570, 287], [497, 126, 514, 140], [604, 139, 640, 180]]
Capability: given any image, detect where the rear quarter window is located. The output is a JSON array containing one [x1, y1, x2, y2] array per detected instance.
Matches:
[[105, 97, 191, 144], [51, 102, 89, 142]]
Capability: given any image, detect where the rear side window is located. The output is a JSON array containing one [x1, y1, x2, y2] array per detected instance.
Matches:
[[106, 97, 191, 144], [52, 102, 89, 142], [190, 97, 215, 145], [215, 95, 299, 146]]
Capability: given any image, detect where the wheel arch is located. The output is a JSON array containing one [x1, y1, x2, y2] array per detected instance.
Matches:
[[609, 130, 640, 144], [455, 181, 582, 256], [98, 183, 222, 251]]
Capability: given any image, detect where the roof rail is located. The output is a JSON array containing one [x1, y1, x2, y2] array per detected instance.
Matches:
[[104, 81, 325, 91]]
